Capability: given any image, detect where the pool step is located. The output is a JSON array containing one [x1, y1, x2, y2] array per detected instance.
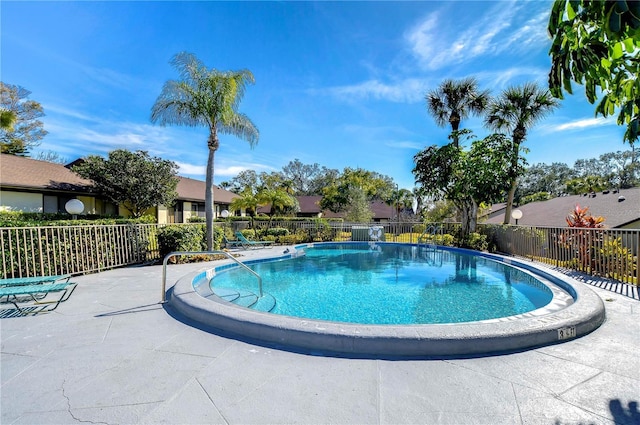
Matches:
[[212, 286, 276, 312]]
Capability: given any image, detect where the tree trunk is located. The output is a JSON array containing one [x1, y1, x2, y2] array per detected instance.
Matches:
[[205, 146, 216, 250], [502, 179, 518, 225], [460, 198, 478, 241], [503, 138, 522, 225]]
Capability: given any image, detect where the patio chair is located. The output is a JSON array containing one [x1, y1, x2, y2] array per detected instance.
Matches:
[[223, 235, 245, 249], [234, 232, 274, 249], [0, 281, 78, 315], [0, 274, 72, 287]]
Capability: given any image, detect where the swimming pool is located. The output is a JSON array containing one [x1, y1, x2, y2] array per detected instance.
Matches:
[[169, 242, 606, 356], [208, 243, 555, 325]]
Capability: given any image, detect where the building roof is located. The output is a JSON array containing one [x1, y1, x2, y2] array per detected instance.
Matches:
[[0, 153, 238, 203], [176, 176, 238, 203], [258, 195, 395, 219], [485, 187, 640, 228], [0, 153, 94, 193]]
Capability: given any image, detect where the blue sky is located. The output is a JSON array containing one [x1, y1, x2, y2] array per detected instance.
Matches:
[[2, 0, 628, 190]]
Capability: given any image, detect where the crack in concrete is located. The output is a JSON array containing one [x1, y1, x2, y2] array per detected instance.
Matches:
[[511, 382, 524, 425], [61, 379, 111, 425], [100, 317, 113, 344], [195, 377, 230, 425]]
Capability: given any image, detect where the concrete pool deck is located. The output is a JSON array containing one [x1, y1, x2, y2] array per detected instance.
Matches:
[[2, 246, 639, 424]]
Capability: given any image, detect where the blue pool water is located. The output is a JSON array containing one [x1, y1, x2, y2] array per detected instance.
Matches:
[[207, 243, 554, 325]]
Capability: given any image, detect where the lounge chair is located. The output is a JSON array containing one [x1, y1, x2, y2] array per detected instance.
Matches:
[[0, 281, 77, 315], [234, 232, 274, 249], [0, 274, 71, 287], [222, 235, 245, 249]]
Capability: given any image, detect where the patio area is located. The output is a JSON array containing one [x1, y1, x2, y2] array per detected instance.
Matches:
[[2, 247, 639, 424]]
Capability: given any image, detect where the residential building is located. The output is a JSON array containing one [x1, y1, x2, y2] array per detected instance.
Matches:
[[485, 187, 640, 229], [0, 154, 239, 224]]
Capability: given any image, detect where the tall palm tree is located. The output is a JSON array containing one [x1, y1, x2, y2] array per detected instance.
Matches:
[[151, 52, 259, 249], [485, 82, 559, 225], [426, 78, 490, 147], [424, 78, 489, 236]]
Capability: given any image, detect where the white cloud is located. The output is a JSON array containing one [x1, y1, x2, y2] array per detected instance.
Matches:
[[404, 12, 440, 67], [476, 66, 549, 89], [175, 162, 206, 176], [503, 11, 550, 51], [385, 140, 423, 150], [215, 163, 275, 177], [551, 117, 615, 131], [327, 78, 430, 103], [405, 1, 548, 70]]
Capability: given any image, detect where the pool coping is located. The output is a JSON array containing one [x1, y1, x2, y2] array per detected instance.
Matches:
[[169, 243, 606, 357]]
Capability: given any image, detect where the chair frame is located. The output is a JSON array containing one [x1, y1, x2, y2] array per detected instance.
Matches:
[[0, 282, 77, 315], [234, 232, 274, 249], [0, 274, 72, 287]]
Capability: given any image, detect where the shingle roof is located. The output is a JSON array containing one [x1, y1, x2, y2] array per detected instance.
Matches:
[[0, 153, 238, 203], [176, 177, 238, 203], [0, 153, 94, 193], [485, 187, 640, 228], [258, 195, 395, 219]]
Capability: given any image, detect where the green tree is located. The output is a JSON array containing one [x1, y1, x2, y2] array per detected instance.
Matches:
[[420, 199, 457, 223], [151, 52, 259, 250], [598, 150, 640, 188], [414, 132, 514, 241], [548, 0, 640, 144], [281, 159, 323, 195], [517, 162, 576, 200], [345, 186, 373, 223], [0, 109, 16, 130], [0, 82, 48, 155], [230, 187, 260, 229], [565, 175, 608, 195], [256, 186, 297, 228], [485, 82, 559, 225], [386, 187, 414, 221], [425, 78, 490, 147], [72, 149, 179, 218], [220, 169, 260, 193], [319, 167, 395, 220]]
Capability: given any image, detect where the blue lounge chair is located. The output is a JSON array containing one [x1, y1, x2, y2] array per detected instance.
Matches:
[[0, 274, 71, 287], [235, 232, 274, 249], [0, 281, 77, 315]]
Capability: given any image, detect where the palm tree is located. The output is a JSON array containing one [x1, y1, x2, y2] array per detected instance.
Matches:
[[485, 83, 559, 225], [151, 52, 259, 249], [257, 187, 297, 230], [230, 188, 260, 230], [424, 78, 490, 235], [426, 78, 490, 147]]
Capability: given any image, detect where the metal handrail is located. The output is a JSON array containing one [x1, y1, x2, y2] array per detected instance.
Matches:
[[418, 224, 440, 245], [161, 250, 263, 302]]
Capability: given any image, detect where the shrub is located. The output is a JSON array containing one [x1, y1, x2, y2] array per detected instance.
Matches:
[[599, 236, 637, 280], [280, 230, 307, 245], [157, 224, 223, 261], [0, 211, 156, 227], [431, 234, 455, 246], [462, 232, 489, 251], [265, 227, 289, 237], [412, 223, 426, 234]]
